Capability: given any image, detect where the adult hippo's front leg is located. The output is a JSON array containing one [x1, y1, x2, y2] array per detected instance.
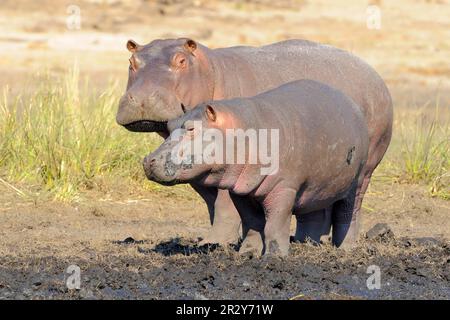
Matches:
[[229, 193, 265, 255], [192, 185, 242, 245]]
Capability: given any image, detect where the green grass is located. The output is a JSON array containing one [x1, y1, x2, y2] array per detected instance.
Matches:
[[0, 70, 448, 200], [376, 99, 449, 200], [0, 68, 162, 200]]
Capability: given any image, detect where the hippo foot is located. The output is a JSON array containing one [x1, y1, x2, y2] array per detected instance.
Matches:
[[239, 230, 264, 256], [332, 219, 360, 249], [262, 239, 289, 257], [199, 229, 241, 246]]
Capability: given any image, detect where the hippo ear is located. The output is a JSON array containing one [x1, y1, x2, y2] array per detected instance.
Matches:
[[205, 105, 216, 122], [127, 39, 141, 53], [184, 39, 197, 54]]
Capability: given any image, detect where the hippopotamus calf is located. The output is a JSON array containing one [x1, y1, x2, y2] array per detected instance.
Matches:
[[143, 80, 369, 256]]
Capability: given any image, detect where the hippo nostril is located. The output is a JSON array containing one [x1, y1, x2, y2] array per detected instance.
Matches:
[[128, 93, 135, 102], [144, 156, 156, 168], [181, 103, 186, 113]]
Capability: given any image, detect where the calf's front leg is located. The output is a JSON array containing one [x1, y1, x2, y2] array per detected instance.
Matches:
[[262, 186, 297, 256], [229, 193, 265, 255]]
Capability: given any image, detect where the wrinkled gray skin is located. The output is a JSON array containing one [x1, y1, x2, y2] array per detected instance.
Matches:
[[144, 80, 369, 256], [117, 38, 392, 248]]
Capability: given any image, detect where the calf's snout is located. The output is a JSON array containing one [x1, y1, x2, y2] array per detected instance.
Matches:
[[143, 155, 157, 179]]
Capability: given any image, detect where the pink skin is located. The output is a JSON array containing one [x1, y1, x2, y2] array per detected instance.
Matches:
[[119, 38, 392, 249], [144, 80, 370, 256], [116, 39, 214, 133]]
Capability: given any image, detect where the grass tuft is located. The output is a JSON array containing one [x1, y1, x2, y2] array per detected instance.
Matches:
[[0, 68, 161, 200], [377, 99, 449, 199]]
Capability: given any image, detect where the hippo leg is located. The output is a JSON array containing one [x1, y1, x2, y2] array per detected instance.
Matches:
[[193, 186, 242, 246], [262, 188, 296, 256], [294, 208, 332, 244], [239, 229, 265, 255], [331, 182, 358, 248], [334, 175, 370, 248], [229, 194, 265, 255], [336, 132, 392, 247]]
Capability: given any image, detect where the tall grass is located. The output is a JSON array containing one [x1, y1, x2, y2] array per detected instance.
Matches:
[[0, 70, 448, 200], [377, 100, 449, 199], [0, 68, 161, 200]]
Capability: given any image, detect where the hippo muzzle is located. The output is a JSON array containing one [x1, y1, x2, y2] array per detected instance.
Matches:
[[116, 85, 185, 133], [143, 139, 185, 185]]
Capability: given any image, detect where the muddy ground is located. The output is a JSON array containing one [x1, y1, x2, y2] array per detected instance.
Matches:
[[1, 237, 449, 300], [0, 182, 449, 300]]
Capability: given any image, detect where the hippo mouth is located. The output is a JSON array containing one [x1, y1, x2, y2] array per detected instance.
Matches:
[[124, 120, 168, 133]]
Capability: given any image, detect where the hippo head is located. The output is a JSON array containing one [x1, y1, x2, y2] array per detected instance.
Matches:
[[116, 38, 215, 135], [143, 104, 235, 185]]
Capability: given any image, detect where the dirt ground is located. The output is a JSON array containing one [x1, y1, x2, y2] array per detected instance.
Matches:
[[0, 0, 449, 299], [0, 180, 449, 299]]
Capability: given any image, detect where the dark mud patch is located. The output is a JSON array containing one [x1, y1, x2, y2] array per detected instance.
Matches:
[[144, 238, 221, 256], [0, 237, 449, 300]]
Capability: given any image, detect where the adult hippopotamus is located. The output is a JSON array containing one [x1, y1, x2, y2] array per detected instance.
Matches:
[[143, 80, 369, 255], [116, 38, 392, 248]]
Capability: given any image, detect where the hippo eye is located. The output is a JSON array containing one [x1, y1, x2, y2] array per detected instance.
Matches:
[[186, 127, 195, 135]]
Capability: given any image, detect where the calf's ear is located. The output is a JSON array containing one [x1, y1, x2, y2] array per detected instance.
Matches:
[[127, 39, 141, 53], [205, 105, 216, 122]]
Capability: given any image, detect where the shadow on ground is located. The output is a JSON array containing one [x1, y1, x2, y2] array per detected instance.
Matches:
[[143, 238, 222, 256]]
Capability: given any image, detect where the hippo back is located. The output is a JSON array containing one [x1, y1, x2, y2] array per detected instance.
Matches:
[[213, 39, 391, 148], [217, 79, 369, 204]]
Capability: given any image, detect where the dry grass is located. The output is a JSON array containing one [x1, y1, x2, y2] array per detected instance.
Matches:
[[375, 100, 450, 199], [0, 67, 163, 200], [0, 69, 448, 201]]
